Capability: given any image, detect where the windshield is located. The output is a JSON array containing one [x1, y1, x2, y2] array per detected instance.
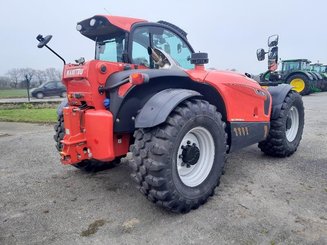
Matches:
[[282, 61, 300, 71], [311, 65, 321, 72], [95, 33, 126, 62], [301, 62, 310, 70]]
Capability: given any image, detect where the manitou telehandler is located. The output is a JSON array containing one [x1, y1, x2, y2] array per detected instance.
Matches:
[[37, 15, 304, 213]]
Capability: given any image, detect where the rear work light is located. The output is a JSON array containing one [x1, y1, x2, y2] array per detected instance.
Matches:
[[129, 73, 149, 85]]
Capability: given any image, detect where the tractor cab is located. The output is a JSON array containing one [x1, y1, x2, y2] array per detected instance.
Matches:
[[310, 63, 323, 73], [281, 59, 311, 73], [77, 15, 195, 70]]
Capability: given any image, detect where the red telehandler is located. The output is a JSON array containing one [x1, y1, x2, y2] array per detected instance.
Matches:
[[37, 15, 304, 213]]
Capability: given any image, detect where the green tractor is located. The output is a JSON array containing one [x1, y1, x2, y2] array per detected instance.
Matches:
[[257, 36, 322, 96], [309, 63, 327, 91], [280, 59, 323, 94]]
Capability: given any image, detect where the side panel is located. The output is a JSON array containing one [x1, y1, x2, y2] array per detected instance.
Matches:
[[204, 71, 271, 123], [229, 122, 270, 152]]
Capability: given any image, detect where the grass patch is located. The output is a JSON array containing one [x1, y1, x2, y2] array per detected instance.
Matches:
[[0, 102, 59, 110], [0, 108, 57, 123], [0, 89, 27, 99]]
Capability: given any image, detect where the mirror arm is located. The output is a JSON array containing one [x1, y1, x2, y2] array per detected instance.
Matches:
[[44, 44, 66, 65]]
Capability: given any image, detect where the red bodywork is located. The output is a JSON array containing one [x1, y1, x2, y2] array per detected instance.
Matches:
[[60, 15, 271, 165], [187, 66, 271, 122], [61, 61, 132, 164]]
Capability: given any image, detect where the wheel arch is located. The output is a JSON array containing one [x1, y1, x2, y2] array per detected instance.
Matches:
[[285, 71, 312, 82], [109, 73, 228, 132], [268, 84, 293, 119]]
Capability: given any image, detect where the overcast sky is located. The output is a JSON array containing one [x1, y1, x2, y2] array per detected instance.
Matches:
[[1, 0, 326, 76]]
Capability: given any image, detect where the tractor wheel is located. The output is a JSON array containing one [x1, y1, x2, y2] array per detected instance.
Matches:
[[322, 79, 327, 92], [287, 74, 311, 96], [54, 114, 120, 172], [128, 99, 227, 213], [258, 91, 304, 157]]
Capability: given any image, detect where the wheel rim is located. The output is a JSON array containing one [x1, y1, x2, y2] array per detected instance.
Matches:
[[177, 127, 215, 187], [37, 93, 43, 99], [290, 78, 305, 93], [286, 106, 299, 142]]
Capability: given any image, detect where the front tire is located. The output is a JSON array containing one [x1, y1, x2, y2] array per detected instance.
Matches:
[[259, 91, 304, 157], [129, 99, 227, 213]]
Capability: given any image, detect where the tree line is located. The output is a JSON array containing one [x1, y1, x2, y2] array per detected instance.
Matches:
[[0, 68, 61, 89]]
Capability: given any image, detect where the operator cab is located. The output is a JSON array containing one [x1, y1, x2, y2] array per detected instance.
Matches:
[[76, 15, 198, 70]]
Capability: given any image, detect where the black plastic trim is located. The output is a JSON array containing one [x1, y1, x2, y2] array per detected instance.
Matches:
[[229, 122, 270, 152], [135, 89, 201, 128], [268, 84, 292, 119]]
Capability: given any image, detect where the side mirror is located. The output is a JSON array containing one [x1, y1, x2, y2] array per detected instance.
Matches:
[[256, 48, 266, 61], [268, 34, 279, 47], [268, 47, 278, 71], [36, 34, 52, 48], [268, 47, 278, 60]]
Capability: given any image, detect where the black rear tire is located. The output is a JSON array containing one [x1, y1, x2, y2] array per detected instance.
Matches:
[[258, 91, 304, 157], [322, 79, 327, 92], [128, 99, 227, 213], [54, 114, 120, 172]]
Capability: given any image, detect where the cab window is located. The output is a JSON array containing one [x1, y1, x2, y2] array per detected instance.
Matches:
[[152, 29, 193, 69], [131, 26, 193, 69], [96, 33, 126, 62], [131, 27, 150, 67]]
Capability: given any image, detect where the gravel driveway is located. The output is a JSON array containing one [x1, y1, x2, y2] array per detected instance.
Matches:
[[0, 93, 326, 245]]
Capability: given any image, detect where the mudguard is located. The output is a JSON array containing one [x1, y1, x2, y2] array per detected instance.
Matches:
[[135, 89, 201, 128], [268, 84, 292, 120], [57, 98, 68, 116], [285, 71, 313, 81]]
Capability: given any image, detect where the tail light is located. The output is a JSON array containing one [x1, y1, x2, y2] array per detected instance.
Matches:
[[129, 73, 148, 85]]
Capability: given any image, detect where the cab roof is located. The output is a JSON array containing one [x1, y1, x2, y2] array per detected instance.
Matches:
[[282, 59, 311, 63], [99, 15, 147, 31], [77, 15, 147, 41]]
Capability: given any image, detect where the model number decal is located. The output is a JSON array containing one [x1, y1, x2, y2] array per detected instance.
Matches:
[[234, 127, 249, 137], [66, 68, 84, 77]]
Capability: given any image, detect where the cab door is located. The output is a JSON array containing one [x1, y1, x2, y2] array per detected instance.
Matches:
[[128, 23, 194, 70]]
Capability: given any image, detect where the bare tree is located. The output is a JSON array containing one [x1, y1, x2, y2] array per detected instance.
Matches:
[[6, 68, 21, 88], [45, 68, 61, 81], [0, 76, 11, 88], [34, 70, 47, 86], [19, 68, 35, 88]]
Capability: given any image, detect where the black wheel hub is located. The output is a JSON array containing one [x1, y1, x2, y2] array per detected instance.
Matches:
[[286, 117, 292, 130], [180, 142, 200, 167]]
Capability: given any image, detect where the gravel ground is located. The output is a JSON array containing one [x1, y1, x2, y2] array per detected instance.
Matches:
[[0, 93, 326, 245]]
